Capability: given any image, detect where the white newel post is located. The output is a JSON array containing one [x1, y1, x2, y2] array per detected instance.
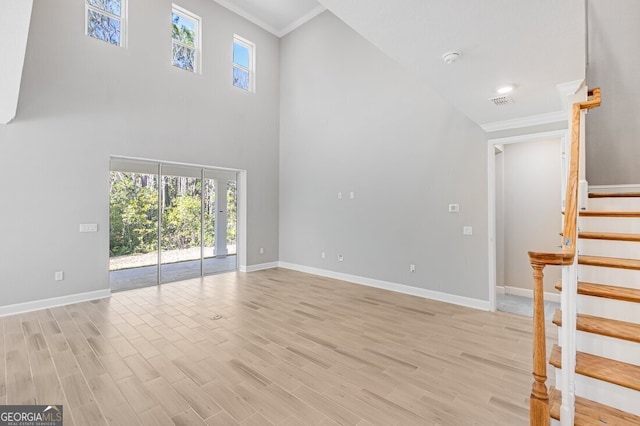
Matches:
[[214, 179, 228, 257]]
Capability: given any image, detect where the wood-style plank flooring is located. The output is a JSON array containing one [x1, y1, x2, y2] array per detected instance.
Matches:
[[0, 268, 556, 425]]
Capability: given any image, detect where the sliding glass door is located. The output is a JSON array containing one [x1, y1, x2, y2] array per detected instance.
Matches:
[[109, 158, 237, 291]]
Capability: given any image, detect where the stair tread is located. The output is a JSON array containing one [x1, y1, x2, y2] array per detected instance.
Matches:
[[589, 192, 640, 198], [579, 210, 640, 217], [550, 345, 640, 391], [550, 388, 640, 425], [553, 309, 640, 343], [555, 281, 640, 303], [578, 231, 640, 242], [578, 255, 640, 270]]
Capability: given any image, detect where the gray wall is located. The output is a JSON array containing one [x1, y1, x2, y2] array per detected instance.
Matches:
[[0, 0, 280, 307], [279, 12, 489, 301], [502, 139, 562, 292], [586, 0, 640, 185]]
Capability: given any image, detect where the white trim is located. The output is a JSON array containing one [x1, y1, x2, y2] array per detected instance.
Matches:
[[110, 155, 242, 175], [481, 111, 566, 133], [212, 1, 325, 38], [85, 0, 127, 48], [277, 6, 326, 37], [237, 170, 247, 273], [279, 262, 491, 311], [212, 0, 279, 35], [589, 184, 640, 193], [487, 129, 567, 312], [171, 4, 202, 74], [0, 289, 111, 318], [240, 262, 279, 273], [556, 80, 584, 110], [496, 285, 561, 303], [233, 34, 255, 92]]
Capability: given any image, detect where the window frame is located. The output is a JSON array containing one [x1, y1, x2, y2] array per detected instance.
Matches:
[[233, 34, 255, 92], [171, 4, 202, 74], [85, 0, 127, 47]]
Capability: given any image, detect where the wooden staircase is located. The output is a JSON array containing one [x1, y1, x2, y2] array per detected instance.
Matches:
[[527, 88, 640, 425], [549, 191, 640, 424]]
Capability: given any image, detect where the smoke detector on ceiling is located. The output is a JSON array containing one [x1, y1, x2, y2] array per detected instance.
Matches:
[[442, 51, 461, 65]]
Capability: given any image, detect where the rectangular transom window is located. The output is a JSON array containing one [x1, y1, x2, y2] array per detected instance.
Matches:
[[86, 0, 126, 46], [233, 35, 255, 92], [172, 5, 201, 73]]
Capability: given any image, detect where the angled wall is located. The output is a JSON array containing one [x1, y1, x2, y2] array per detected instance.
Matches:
[[279, 12, 489, 303], [0, 0, 33, 124]]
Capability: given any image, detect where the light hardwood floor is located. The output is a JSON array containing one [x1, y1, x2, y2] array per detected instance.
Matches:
[[0, 268, 556, 425]]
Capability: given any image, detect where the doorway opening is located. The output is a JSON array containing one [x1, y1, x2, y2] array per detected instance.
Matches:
[[109, 158, 239, 292], [488, 131, 566, 315]]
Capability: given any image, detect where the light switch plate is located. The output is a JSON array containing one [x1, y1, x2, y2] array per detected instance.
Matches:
[[79, 224, 98, 232]]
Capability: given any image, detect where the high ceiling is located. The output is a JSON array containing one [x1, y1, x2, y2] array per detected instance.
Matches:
[[215, 0, 586, 127], [212, 0, 324, 37]]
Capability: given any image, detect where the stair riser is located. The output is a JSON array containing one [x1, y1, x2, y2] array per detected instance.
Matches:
[[577, 295, 640, 323], [572, 329, 640, 365], [571, 372, 640, 416], [587, 197, 640, 211], [579, 217, 640, 234], [579, 239, 640, 260], [578, 265, 640, 287]]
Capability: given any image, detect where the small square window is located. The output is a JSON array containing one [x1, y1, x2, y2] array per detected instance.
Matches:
[[233, 35, 255, 92], [86, 0, 126, 46], [172, 5, 201, 73]]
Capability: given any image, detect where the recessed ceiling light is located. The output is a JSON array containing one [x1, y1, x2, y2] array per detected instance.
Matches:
[[497, 85, 515, 95]]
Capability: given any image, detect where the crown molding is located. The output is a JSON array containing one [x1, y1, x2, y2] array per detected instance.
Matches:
[[212, 1, 325, 38], [481, 110, 567, 133]]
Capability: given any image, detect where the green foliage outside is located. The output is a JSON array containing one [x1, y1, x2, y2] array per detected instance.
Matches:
[[110, 172, 236, 257]]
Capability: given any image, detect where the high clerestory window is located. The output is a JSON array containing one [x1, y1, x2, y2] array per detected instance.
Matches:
[[233, 35, 255, 91], [172, 5, 201, 73], [86, 0, 127, 46]]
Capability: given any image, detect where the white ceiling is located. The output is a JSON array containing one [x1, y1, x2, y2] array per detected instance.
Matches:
[[212, 0, 324, 37], [215, 0, 587, 127], [318, 0, 586, 126]]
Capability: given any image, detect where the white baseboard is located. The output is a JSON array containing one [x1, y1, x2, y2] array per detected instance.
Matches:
[[279, 262, 491, 311], [240, 262, 279, 273], [589, 184, 640, 193], [496, 285, 561, 303], [0, 289, 111, 318]]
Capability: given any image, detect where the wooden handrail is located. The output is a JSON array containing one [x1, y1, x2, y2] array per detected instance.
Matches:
[[528, 87, 601, 426]]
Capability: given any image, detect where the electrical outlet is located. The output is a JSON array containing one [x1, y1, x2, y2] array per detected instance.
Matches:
[[338, 254, 344, 262], [259, 247, 264, 254], [321, 252, 326, 259], [463, 226, 473, 235], [337, 192, 343, 200], [410, 264, 416, 273], [349, 192, 355, 199], [54, 271, 64, 281]]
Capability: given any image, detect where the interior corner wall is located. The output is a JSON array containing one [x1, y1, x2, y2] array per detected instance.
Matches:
[[279, 12, 489, 301], [0, 0, 280, 307]]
